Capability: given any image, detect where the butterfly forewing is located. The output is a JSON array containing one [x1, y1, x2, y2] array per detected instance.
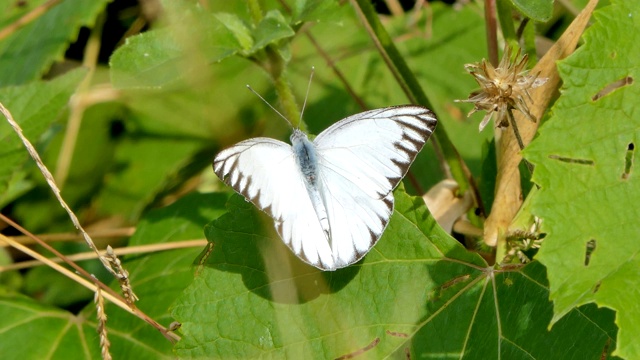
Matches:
[[213, 105, 437, 271], [213, 138, 336, 269]]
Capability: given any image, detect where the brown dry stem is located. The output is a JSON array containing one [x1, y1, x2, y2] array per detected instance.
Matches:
[[484, 0, 599, 256]]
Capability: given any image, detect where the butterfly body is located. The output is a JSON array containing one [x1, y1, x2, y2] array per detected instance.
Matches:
[[214, 105, 437, 271], [291, 129, 331, 240]]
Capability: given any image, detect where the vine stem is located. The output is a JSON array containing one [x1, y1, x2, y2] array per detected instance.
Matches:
[[351, 0, 485, 221]]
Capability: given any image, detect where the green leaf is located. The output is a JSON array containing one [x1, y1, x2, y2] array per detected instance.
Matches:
[[292, 0, 342, 24], [112, 60, 266, 140], [252, 10, 295, 52], [111, 8, 240, 89], [110, 29, 187, 89], [523, 1, 640, 358], [510, 0, 554, 22], [95, 137, 206, 221], [0, 68, 86, 207], [172, 189, 616, 358], [0, 0, 109, 85], [0, 293, 96, 359], [214, 12, 253, 51]]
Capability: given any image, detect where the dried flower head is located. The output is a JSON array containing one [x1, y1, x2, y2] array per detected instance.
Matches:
[[457, 46, 547, 131], [503, 229, 544, 264]]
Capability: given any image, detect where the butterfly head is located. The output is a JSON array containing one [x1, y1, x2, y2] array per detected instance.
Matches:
[[290, 128, 308, 144]]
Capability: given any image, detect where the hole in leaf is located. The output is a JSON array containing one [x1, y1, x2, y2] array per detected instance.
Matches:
[[429, 274, 472, 302], [404, 347, 411, 360], [109, 118, 126, 139], [622, 143, 634, 179], [584, 239, 596, 266], [592, 281, 601, 294], [440, 274, 471, 290], [548, 155, 595, 165], [386, 330, 409, 338], [335, 338, 380, 360], [592, 76, 634, 101], [601, 338, 611, 359]]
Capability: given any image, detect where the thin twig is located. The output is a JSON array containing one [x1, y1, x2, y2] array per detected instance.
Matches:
[[302, 32, 369, 110], [484, 0, 499, 66], [274, 0, 369, 110], [0, 0, 62, 41], [507, 107, 534, 174], [1, 239, 207, 271], [350, 0, 418, 104], [3, 227, 136, 247], [384, 0, 404, 16], [116, 16, 148, 48], [55, 12, 105, 188], [507, 108, 525, 151]]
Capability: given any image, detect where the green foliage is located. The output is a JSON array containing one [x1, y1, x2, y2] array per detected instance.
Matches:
[[0, 0, 110, 85], [509, 0, 554, 22], [0, 293, 96, 360], [524, 1, 640, 358], [173, 190, 616, 358], [0, 0, 635, 359], [87, 192, 231, 358], [0, 69, 85, 207]]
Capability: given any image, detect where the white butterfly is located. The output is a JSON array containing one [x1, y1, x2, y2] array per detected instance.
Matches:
[[213, 105, 437, 271]]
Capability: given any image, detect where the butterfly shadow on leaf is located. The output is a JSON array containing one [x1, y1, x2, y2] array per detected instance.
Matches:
[[198, 194, 359, 304]]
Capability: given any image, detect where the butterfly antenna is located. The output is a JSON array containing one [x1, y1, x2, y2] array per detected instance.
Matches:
[[246, 85, 292, 127], [299, 66, 315, 127]]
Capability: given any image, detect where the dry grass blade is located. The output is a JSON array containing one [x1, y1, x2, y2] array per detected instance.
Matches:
[[94, 285, 112, 360], [0, 220, 181, 342], [0, 232, 133, 314], [0, 239, 207, 271], [0, 101, 136, 301], [2, 227, 136, 247]]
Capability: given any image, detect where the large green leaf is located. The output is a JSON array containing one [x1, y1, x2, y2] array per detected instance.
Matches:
[[523, 1, 640, 358], [172, 189, 617, 358], [0, 293, 96, 360], [0, 68, 86, 207], [110, 4, 294, 90], [0, 0, 109, 86], [110, 2, 240, 89]]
